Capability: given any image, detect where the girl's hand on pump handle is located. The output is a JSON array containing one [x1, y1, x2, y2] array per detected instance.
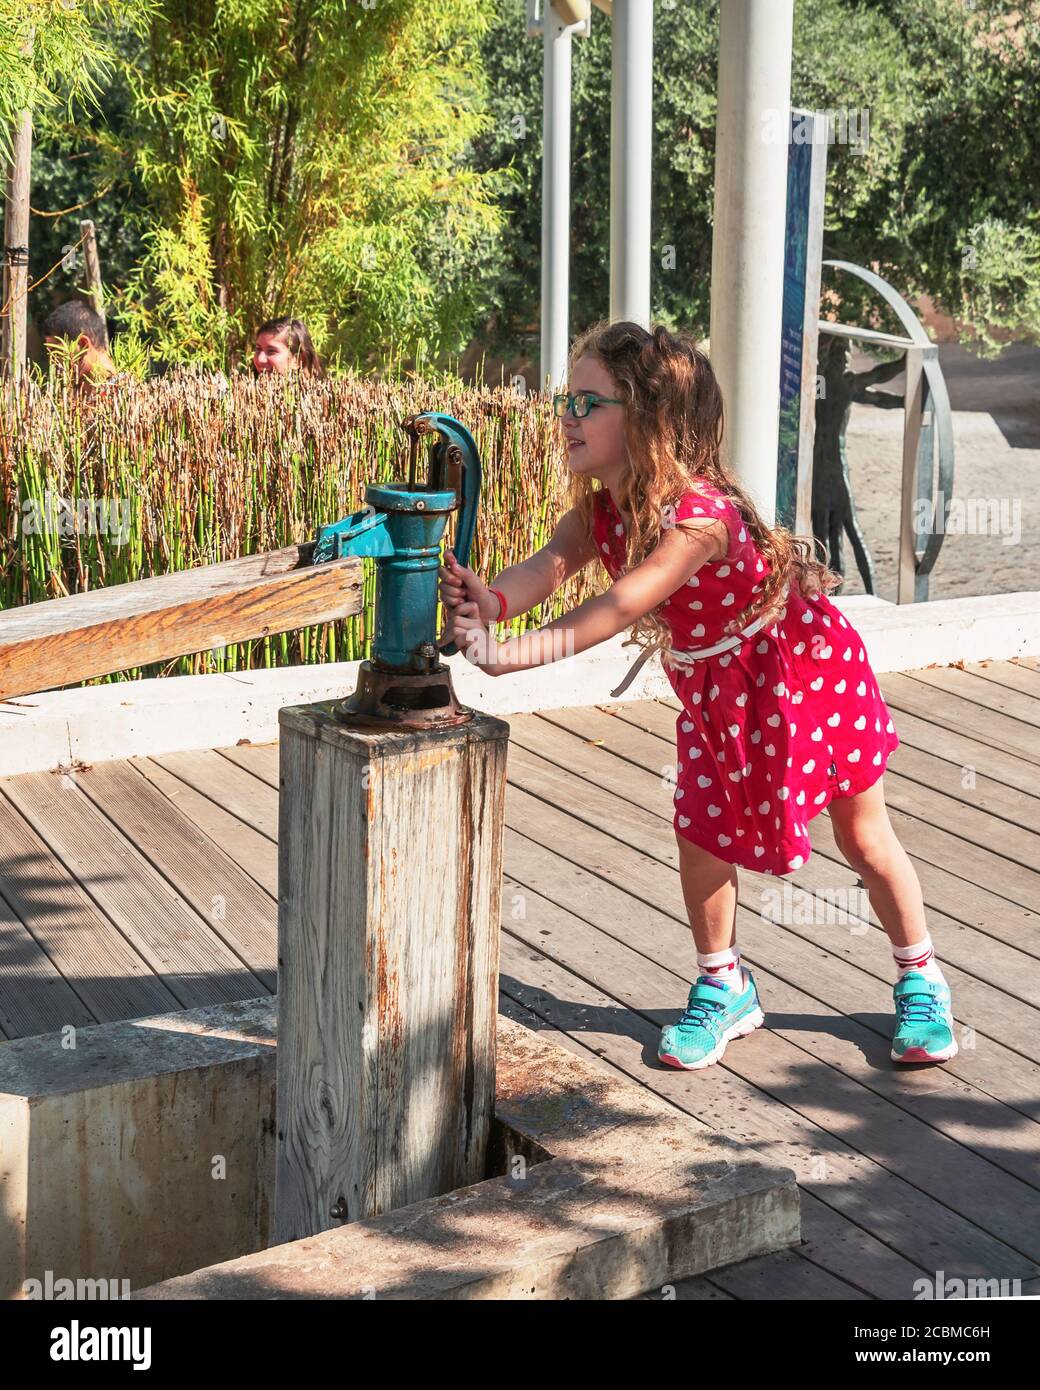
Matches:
[[438, 548, 500, 623]]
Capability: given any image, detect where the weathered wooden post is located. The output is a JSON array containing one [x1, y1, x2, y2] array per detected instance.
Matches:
[[273, 412, 509, 1243], [275, 706, 508, 1240]]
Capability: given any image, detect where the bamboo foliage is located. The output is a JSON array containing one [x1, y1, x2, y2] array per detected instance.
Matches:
[[0, 372, 598, 683], [114, 0, 510, 370]]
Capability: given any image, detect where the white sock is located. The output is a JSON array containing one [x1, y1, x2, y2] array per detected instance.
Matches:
[[697, 945, 744, 992], [892, 934, 945, 986]]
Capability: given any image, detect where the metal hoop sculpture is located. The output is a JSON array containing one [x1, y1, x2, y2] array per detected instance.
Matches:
[[821, 260, 954, 603]]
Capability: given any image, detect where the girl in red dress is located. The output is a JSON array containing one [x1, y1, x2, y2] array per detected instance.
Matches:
[[441, 321, 957, 1072]]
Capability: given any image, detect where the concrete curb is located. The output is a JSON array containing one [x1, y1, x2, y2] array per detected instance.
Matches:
[[1, 590, 1037, 777]]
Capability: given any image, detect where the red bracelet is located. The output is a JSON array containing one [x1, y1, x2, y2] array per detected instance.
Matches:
[[489, 587, 507, 622]]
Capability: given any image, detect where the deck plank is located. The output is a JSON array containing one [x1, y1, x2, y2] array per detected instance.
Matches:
[[0, 885, 96, 1039], [131, 759, 278, 897], [964, 659, 1040, 700], [75, 761, 277, 991], [0, 771, 264, 1009], [217, 743, 280, 787], [150, 749, 279, 840], [878, 673, 1040, 766], [905, 666, 1040, 731], [0, 789, 178, 1025]]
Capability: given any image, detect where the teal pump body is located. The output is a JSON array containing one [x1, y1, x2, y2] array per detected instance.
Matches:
[[311, 412, 481, 727]]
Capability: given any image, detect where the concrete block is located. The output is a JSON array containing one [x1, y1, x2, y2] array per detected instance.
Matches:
[[0, 1000, 276, 1299]]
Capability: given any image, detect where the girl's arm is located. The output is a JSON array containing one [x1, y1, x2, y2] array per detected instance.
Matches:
[[493, 505, 600, 616], [440, 505, 598, 623], [455, 519, 725, 676]]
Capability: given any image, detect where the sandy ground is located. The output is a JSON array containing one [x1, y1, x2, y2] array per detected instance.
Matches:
[[826, 344, 1039, 602], [839, 406, 1039, 601]]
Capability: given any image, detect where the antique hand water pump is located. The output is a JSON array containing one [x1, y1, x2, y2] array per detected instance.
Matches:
[[312, 411, 481, 729]]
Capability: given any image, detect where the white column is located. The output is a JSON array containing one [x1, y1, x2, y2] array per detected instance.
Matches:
[[541, 8, 578, 391], [609, 0, 654, 327], [709, 0, 794, 523]]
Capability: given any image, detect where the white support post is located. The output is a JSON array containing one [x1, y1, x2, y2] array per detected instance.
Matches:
[[709, 0, 795, 523], [609, 0, 653, 328], [540, 5, 587, 391]]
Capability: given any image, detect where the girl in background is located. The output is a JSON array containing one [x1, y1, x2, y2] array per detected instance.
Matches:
[[252, 317, 325, 376]]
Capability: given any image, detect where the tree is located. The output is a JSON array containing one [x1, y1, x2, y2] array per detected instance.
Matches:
[[468, 0, 1039, 359], [112, 0, 511, 370], [1, 1, 142, 360]]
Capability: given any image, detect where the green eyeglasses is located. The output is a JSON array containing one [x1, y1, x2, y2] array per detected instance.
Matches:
[[552, 390, 624, 420]]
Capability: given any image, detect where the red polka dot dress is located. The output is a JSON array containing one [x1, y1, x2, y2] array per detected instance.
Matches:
[[592, 482, 900, 877]]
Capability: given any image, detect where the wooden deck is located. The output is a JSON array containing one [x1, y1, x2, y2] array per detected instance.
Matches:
[[2, 657, 1039, 1299]]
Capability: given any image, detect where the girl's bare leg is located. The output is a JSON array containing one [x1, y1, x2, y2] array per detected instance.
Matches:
[[827, 778, 928, 949], [675, 831, 739, 954]]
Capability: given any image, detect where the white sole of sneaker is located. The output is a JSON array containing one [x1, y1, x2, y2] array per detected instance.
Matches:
[[658, 1004, 765, 1071], [891, 1039, 959, 1063]]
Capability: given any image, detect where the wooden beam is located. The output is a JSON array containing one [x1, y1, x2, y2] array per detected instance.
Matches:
[[0, 544, 362, 701]]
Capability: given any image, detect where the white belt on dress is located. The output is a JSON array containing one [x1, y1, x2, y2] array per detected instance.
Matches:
[[609, 614, 769, 700]]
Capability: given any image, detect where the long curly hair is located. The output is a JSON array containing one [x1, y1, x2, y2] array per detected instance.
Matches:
[[566, 319, 842, 654]]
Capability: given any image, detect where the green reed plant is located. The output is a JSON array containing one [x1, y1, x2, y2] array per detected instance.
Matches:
[[0, 372, 598, 686]]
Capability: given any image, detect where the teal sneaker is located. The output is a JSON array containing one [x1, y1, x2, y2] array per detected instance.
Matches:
[[658, 969, 765, 1070], [891, 971, 958, 1063]]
